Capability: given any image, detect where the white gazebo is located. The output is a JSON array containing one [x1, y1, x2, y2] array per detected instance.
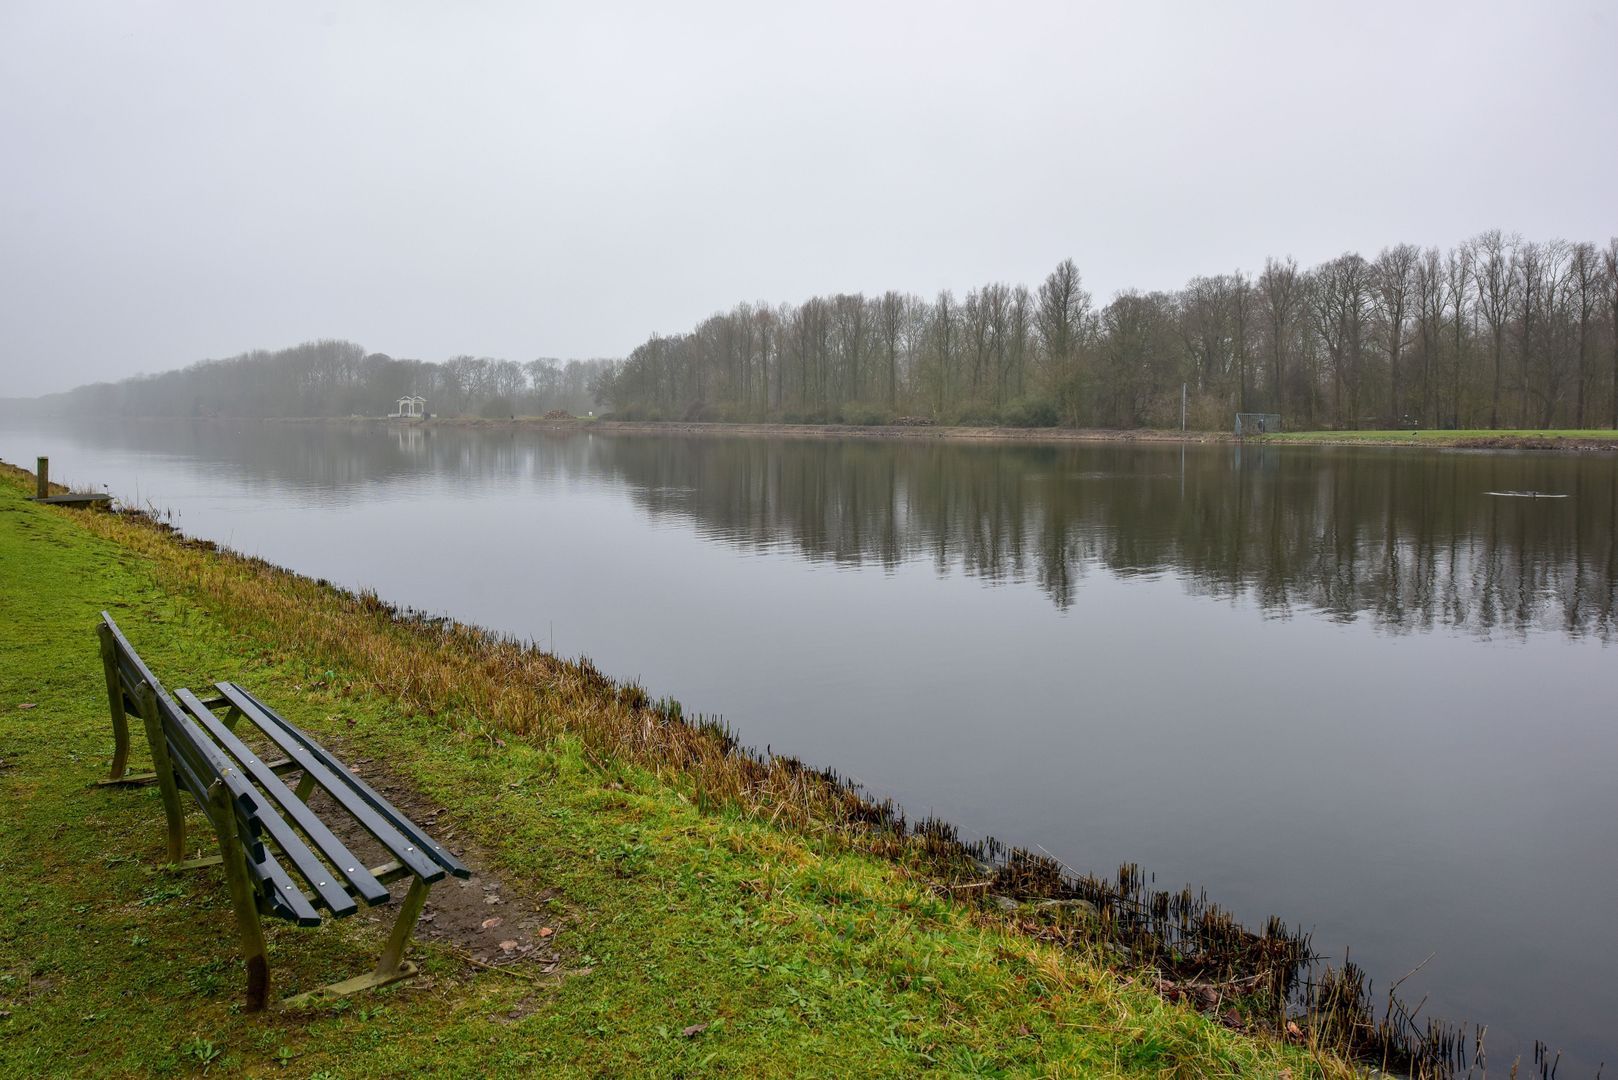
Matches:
[[390, 395, 426, 419]]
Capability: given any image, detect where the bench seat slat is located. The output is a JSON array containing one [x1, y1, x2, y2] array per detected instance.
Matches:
[[154, 705, 331, 929], [176, 688, 389, 910], [253, 849, 323, 927], [214, 684, 450, 883], [226, 684, 470, 880], [134, 678, 338, 918], [165, 697, 356, 918]]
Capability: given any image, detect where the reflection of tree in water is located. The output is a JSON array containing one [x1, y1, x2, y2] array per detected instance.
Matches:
[[594, 437, 1617, 640], [60, 420, 1618, 639]]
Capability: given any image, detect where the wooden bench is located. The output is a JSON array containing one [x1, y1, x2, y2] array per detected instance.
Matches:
[[97, 613, 470, 1010]]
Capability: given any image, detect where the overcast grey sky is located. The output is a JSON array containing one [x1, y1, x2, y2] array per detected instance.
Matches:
[[2, 0, 1613, 397]]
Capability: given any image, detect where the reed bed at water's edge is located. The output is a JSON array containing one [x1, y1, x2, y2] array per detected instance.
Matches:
[[5, 461, 1493, 1077]]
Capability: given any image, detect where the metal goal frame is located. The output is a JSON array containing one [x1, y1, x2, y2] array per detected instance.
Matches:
[[1234, 413, 1282, 436]]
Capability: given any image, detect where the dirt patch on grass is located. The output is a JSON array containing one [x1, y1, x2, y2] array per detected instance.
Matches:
[[290, 737, 569, 978]]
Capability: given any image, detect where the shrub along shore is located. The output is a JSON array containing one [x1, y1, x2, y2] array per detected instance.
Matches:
[[0, 459, 1382, 1077]]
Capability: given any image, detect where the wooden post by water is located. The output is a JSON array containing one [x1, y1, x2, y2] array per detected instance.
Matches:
[[36, 456, 48, 499]]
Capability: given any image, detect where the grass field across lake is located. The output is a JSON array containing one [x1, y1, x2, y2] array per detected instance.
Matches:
[[1261, 428, 1618, 447]]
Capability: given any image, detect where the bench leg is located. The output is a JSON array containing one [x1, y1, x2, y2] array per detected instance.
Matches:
[[377, 875, 430, 977], [95, 625, 156, 786], [281, 876, 429, 1009], [135, 683, 187, 864], [209, 781, 271, 1012]]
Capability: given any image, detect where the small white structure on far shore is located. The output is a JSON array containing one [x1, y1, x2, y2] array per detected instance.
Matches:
[[390, 395, 426, 419]]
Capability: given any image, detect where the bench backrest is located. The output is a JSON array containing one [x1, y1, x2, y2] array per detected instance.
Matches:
[[100, 612, 168, 723], [98, 614, 317, 923], [99, 614, 266, 848]]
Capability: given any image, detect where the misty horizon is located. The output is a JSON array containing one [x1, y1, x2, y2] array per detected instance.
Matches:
[[12, 226, 1618, 411], [4, 1, 1615, 397], [5, 230, 1607, 402]]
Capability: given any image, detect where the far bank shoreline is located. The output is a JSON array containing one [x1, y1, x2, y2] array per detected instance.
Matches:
[[272, 415, 1233, 446], [16, 407, 1617, 451], [262, 415, 1618, 453]]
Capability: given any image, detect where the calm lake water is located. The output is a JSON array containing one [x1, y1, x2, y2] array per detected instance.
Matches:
[[5, 418, 1615, 1071]]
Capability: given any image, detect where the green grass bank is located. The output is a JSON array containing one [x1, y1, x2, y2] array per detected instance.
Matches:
[[1259, 428, 1618, 449], [0, 461, 1344, 1078]]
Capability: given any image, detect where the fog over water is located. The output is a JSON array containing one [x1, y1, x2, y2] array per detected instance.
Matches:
[[4, 420, 1614, 1071]]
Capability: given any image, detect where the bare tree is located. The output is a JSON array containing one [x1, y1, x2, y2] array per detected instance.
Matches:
[[830, 294, 869, 404], [1179, 275, 1234, 399], [901, 293, 929, 407], [1308, 254, 1373, 428], [1472, 230, 1518, 427], [1374, 244, 1418, 423], [1514, 240, 1544, 425], [1607, 239, 1618, 428], [752, 304, 778, 412], [1568, 243, 1602, 428], [925, 290, 958, 416], [1444, 245, 1473, 427], [1035, 260, 1091, 425], [1525, 240, 1572, 426], [962, 286, 993, 403], [878, 291, 905, 408], [1259, 257, 1300, 415], [1231, 270, 1253, 413], [1414, 248, 1445, 427], [1098, 290, 1177, 426], [1007, 285, 1033, 402], [984, 282, 1014, 406]]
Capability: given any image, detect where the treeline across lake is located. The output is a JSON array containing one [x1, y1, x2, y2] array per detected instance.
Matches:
[[20, 340, 615, 420], [596, 233, 1618, 432]]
